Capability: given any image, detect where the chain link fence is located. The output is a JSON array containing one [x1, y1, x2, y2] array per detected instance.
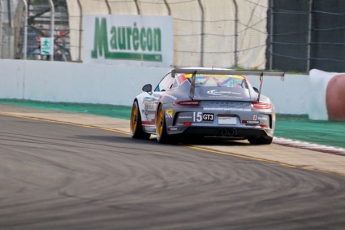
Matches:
[[267, 0, 345, 72], [7, 0, 267, 68], [8, 0, 345, 72], [66, 0, 268, 69], [0, 0, 16, 59]]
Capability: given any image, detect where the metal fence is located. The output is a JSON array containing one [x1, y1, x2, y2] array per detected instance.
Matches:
[[0, 0, 16, 59], [8, 0, 268, 69], [267, 0, 345, 72], [66, 0, 268, 69], [7, 0, 345, 72]]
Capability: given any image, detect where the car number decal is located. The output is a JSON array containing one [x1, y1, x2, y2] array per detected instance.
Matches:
[[193, 112, 214, 122]]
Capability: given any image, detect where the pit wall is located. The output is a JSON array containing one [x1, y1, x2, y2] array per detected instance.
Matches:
[[0, 60, 310, 115]]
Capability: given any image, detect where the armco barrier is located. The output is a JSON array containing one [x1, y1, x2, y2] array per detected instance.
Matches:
[[0, 60, 308, 114]]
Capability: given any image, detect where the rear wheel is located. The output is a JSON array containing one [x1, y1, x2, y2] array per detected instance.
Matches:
[[248, 136, 273, 145], [130, 101, 151, 139], [156, 105, 179, 144]]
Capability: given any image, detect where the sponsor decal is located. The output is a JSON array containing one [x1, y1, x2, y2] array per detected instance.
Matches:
[[211, 102, 245, 105], [246, 120, 260, 125], [258, 116, 268, 121], [178, 116, 192, 119], [144, 126, 156, 131], [204, 107, 251, 112], [165, 109, 173, 118], [207, 90, 241, 96], [165, 95, 177, 100]]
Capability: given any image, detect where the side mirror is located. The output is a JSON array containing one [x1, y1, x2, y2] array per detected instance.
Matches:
[[142, 84, 152, 93], [253, 87, 259, 93]]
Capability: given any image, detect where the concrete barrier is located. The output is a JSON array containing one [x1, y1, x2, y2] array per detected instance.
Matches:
[[0, 60, 309, 114], [309, 69, 345, 121]]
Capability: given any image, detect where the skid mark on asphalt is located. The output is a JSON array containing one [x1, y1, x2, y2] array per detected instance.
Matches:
[[1, 111, 344, 178], [185, 145, 345, 178]]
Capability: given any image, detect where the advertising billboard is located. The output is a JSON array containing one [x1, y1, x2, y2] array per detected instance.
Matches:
[[83, 14, 173, 67]]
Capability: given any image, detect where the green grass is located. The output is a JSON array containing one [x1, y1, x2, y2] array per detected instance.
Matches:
[[275, 114, 345, 149], [0, 99, 132, 120]]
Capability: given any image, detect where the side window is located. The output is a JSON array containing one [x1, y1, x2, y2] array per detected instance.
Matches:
[[154, 73, 174, 92]]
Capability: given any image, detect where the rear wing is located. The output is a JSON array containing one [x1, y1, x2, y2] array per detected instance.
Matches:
[[171, 68, 285, 101]]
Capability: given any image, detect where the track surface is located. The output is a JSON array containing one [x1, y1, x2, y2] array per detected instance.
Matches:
[[1, 115, 345, 229]]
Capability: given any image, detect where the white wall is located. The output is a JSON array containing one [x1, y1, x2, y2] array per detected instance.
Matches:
[[247, 74, 309, 115], [0, 60, 308, 114]]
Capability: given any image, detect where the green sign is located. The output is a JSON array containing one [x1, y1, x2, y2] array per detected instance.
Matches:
[[40, 38, 53, 55], [83, 15, 173, 67], [91, 18, 162, 62]]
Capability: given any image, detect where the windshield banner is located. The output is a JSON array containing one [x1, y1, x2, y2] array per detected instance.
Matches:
[[83, 14, 173, 67]]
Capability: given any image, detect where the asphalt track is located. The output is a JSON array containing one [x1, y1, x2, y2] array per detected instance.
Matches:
[[1, 114, 345, 229]]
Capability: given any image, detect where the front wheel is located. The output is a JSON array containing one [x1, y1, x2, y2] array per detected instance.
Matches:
[[130, 100, 151, 139], [248, 136, 273, 145]]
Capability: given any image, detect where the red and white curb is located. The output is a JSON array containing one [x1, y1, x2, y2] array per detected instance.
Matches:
[[273, 137, 345, 156]]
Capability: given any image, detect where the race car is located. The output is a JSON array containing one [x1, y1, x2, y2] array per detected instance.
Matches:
[[130, 68, 284, 144]]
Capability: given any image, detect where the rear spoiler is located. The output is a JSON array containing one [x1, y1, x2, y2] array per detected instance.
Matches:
[[171, 68, 285, 101]]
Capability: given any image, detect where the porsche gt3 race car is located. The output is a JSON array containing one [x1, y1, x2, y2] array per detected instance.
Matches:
[[130, 68, 284, 144]]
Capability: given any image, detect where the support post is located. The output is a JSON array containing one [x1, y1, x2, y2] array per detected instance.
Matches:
[[22, 0, 28, 60], [134, 0, 140, 15], [77, 0, 82, 62], [197, 0, 204, 67], [163, 0, 171, 15], [48, 0, 55, 61], [269, 0, 273, 71], [232, 0, 238, 69], [0, 1, 2, 58], [105, 0, 111, 14], [7, 0, 11, 57], [307, 0, 313, 72]]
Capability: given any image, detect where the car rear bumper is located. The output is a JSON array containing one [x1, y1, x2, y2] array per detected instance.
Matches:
[[181, 126, 272, 138]]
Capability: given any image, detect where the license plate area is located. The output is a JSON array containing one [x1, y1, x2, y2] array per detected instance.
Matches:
[[218, 116, 237, 125]]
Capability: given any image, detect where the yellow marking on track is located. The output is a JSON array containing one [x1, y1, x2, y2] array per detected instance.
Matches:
[[0, 112, 98, 129], [1, 111, 344, 178], [101, 128, 130, 135]]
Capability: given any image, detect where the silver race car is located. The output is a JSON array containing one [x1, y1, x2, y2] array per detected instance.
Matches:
[[130, 68, 284, 144]]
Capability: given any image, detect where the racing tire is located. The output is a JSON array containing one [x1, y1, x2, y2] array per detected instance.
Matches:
[[248, 136, 273, 145], [130, 100, 151, 139], [156, 105, 179, 144]]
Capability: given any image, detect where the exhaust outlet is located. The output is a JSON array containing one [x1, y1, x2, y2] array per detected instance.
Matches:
[[220, 129, 228, 136], [227, 128, 236, 136]]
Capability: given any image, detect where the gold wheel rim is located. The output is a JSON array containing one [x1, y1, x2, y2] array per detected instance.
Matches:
[[157, 107, 164, 137], [131, 104, 138, 133]]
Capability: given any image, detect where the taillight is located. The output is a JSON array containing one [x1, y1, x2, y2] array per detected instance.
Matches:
[[251, 102, 272, 109], [173, 100, 201, 106]]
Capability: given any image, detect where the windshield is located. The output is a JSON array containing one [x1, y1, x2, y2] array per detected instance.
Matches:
[[177, 73, 253, 100], [184, 74, 248, 89]]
